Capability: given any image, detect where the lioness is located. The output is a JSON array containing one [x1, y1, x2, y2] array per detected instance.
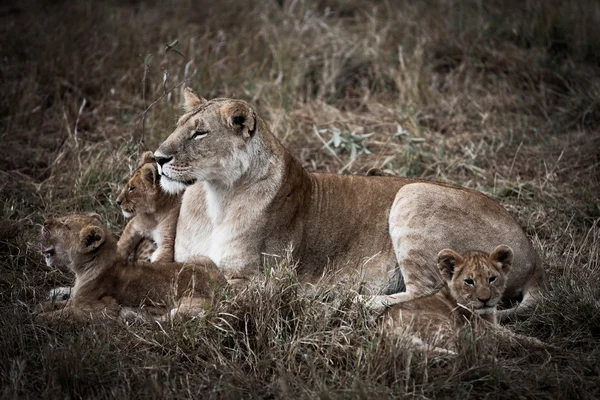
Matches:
[[37, 213, 225, 321], [116, 151, 181, 262], [380, 246, 550, 353], [153, 88, 545, 318]]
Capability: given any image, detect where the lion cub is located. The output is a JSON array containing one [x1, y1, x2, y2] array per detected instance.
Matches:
[[380, 246, 513, 352], [37, 213, 225, 321], [116, 151, 181, 262]]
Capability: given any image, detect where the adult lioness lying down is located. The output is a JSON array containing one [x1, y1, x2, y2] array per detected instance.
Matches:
[[153, 88, 545, 318]]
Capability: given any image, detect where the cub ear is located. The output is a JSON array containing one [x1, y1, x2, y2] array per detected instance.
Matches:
[[220, 101, 257, 139], [138, 151, 155, 167], [437, 249, 463, 281], [490, 245, 513, 274], [79, 226, 105, 253], [183, 87, 207, 112], [141, 164, 158, 186]]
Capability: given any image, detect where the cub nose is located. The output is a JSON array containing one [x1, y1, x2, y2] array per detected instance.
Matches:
[[116, 198, 122, 206], [478, 296, 491, 304], [155, 155, 173, 167]]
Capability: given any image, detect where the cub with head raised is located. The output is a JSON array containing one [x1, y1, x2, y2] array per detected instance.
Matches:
[[381, 245, 513, 329], [116, 151, 181, 262], [37, 213, 225, 321], [380, 246, 551, 353]]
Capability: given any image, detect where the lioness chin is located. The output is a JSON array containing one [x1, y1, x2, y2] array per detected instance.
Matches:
[[37, 213, 225, 322], [153, 87, 545, 319]]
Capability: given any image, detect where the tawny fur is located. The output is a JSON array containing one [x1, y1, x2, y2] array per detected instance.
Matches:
[[37, 213, 226, 322], [380, 246, 550, 353], [116, 151, 181, 263], [153, 89, 545, 319]]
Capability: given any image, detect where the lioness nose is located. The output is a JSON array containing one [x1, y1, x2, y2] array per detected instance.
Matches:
[[155, 155, 173, 167]]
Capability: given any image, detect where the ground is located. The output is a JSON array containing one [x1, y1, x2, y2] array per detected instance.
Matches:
[[1, 0, 599, 398]]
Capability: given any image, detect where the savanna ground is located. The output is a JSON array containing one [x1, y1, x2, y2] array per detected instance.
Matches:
[[1, 0, 599, 398]]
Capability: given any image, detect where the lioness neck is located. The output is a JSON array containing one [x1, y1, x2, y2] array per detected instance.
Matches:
[[203, 127, 291, 221]]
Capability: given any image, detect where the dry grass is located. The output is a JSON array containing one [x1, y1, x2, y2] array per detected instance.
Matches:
[[1, 0, 599, 398]]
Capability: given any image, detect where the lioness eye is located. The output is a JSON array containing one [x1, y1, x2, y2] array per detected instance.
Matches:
[[489, 276, 497, 284], [464, 278, 474, 286], [191, 130, 208, 140], [128, 186, 135, 192]]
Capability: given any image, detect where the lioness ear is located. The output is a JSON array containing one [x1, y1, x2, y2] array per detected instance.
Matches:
[[79, 226, 105, 253], [490, 245, 513, 274], [138, 151, 155, 167], [183, 87, 207, 112], [220, 101, 257, 139], [437, 249, 463, 281]]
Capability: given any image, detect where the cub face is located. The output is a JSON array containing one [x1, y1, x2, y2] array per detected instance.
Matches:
[[154, 88, 257, 194], [437, 245, 513, 313], [116, 152, 161, 218], [40, 213, 108, 272]]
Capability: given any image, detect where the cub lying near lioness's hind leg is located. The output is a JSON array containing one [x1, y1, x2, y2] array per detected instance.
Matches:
[[379, 246, 551, 354], [116, 151, 181, 263], [37, 213, 226, 322]]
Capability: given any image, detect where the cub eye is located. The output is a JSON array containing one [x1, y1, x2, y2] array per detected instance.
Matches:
[[464, 278, 475, 286], [128, 186, 135, 192], [489, 276, 497, 284], [191, 130, 208, 140]]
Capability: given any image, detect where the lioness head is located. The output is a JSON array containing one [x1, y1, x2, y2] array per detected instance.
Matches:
[[154, 88, 258, 194], [40, 213, 111, 272], [437, 245, 513, 313], [116, 151, 161, 217]]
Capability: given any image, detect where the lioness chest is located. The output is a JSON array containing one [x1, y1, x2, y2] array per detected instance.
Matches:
[[174, 183, 267, 267], [175, 173, 411, 292]]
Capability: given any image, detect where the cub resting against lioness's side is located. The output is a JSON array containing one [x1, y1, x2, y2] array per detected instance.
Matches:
[[379, 246, 551, 354], [153, 88, 546, 319], [116, 151, 181, 263], [37, 213, 225, 321]]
